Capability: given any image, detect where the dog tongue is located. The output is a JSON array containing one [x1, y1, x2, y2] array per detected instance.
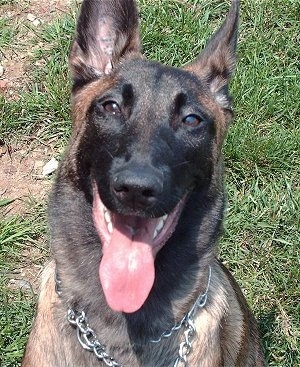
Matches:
[[99, 216, 156, 313]]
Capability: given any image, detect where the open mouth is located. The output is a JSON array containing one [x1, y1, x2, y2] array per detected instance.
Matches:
[[92, 181, 187, 313]]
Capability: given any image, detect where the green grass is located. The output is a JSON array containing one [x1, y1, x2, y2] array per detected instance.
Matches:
[[0, 0, 299, 366], [0, 17, 17, 49], [0, 0, 16, 6], [0, 203, 47, 366], [0, 12, 75, 146]]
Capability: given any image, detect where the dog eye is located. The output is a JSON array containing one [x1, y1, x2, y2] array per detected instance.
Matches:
[[102, 101, 121, 115], [182, 114, 202, 127]]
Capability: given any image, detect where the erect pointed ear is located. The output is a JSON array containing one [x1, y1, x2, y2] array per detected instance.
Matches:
[[185, 0, 239, 110], [69, 0, 140, 84]]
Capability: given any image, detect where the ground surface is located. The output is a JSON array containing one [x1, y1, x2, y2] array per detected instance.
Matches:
[[0, 0, 73, 215], [0, 0, 75, 312]]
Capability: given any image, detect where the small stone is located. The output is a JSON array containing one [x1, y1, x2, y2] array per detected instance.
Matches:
[[0, 145, 7, 156], [0, 79, 8, 92], [27, 13, 36, 22], [32, 19, 41, 27], [18, 279, 32, 291], [42, 157, 59, 176], [0, 66, 4, 77]]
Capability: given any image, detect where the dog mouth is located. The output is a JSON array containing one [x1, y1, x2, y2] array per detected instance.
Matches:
[[92, 181, 186, 313]]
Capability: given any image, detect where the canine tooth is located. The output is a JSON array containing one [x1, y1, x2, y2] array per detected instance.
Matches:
[[107, 222, 113, 234], [162, 214, 168, 222], [156, 219, 164, 232], [104, 210, 111, 224], [153, 217, 166, 240]]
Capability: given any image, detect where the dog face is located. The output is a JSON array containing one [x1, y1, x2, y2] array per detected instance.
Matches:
[[55, 0, 239, 313], [84, 61, 217, 215]]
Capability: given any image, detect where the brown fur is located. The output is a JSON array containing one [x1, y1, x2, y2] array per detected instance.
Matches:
[[23, 260, 265, 367], [22, 0, 266, 366]]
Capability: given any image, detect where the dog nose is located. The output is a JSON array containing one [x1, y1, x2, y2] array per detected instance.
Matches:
[[112, 168, 163, 209]]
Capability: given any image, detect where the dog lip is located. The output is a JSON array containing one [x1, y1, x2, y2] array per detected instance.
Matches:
[[102, 210, 171, 251], [101, 207, 165, 248], [151, 197, 187, 250], [92, 180, 187, 252], [92, 181, 189, 312], [105, 208, 168, 235]]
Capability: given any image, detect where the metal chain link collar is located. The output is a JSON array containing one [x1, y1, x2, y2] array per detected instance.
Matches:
[[59, 266, 212, 367], [67, 309, 122, 367]]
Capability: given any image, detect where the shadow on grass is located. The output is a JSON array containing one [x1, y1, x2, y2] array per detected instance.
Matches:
[[258, 310, 299, 366]]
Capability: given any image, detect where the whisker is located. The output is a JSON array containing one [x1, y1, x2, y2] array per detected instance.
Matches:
[[171, 161, 190, 168], [104, 147, 114, 159]]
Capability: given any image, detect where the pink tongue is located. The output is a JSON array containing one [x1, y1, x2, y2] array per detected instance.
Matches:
[[99, 216, 156, 313]]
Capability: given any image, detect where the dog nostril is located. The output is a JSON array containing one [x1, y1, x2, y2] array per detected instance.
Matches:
[[114, 184, 155, 198], [112, 168, 163, 209], [142, 189, 155, 198]]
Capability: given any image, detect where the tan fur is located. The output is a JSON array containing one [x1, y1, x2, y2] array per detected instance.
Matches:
[[72, 77, 118, 127], [22, 262, 61, 367], [23, 259, 265, 367]]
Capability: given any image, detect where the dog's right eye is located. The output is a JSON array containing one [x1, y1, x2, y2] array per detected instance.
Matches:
[[102, 101, 122, 115], [182, 114, 203, 127]]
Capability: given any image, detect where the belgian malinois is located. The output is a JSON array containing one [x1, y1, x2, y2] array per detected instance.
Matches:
[[22, 0, 266, 366]]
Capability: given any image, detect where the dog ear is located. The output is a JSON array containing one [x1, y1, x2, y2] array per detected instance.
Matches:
[[69, 0, 140, 84], [185, 0, 239, 110]]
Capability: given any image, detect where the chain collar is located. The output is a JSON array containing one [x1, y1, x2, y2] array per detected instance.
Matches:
[[55, 266, 212, 367], [67, 309, 122, 367]]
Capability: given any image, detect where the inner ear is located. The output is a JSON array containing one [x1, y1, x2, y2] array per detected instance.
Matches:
[[97, 17, 116, 73], [69, 0, 141, 84], [185, 0, 239, 110], [98, 18, 115, 53]]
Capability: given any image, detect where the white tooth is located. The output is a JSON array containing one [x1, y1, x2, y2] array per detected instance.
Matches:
[[162, 214, 168, 222], [104, 210, 111, 224], [153, 217, 166, 240], [107, 222, 113, 234], [156, 219, 164, 232]]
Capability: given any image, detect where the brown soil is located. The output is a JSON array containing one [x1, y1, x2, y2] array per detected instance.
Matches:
[[0, 143, 53, 215], [0, 0, 75, 215], [0, 1, 75, 291], [0, 0, 75, 98]]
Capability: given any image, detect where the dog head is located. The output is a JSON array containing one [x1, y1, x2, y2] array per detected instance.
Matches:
[[61, 0, 239, 313]]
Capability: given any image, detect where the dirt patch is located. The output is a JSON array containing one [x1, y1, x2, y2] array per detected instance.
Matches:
[[0, 0, 76, 213], [0, 143, 54, 215], [0, 0, 76, 293], [0, 0, 75, 98], [8, 245, 46, 293]]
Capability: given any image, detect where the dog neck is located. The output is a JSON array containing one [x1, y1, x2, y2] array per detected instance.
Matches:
[[54, 266, 212, 366]]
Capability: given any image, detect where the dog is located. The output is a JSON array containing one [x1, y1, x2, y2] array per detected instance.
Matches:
[[22, 0, 266, 366]]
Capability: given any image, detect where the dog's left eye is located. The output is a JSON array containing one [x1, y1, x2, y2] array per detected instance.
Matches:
[[102, 101, 121, 115], [182, 114, 202, 127]]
